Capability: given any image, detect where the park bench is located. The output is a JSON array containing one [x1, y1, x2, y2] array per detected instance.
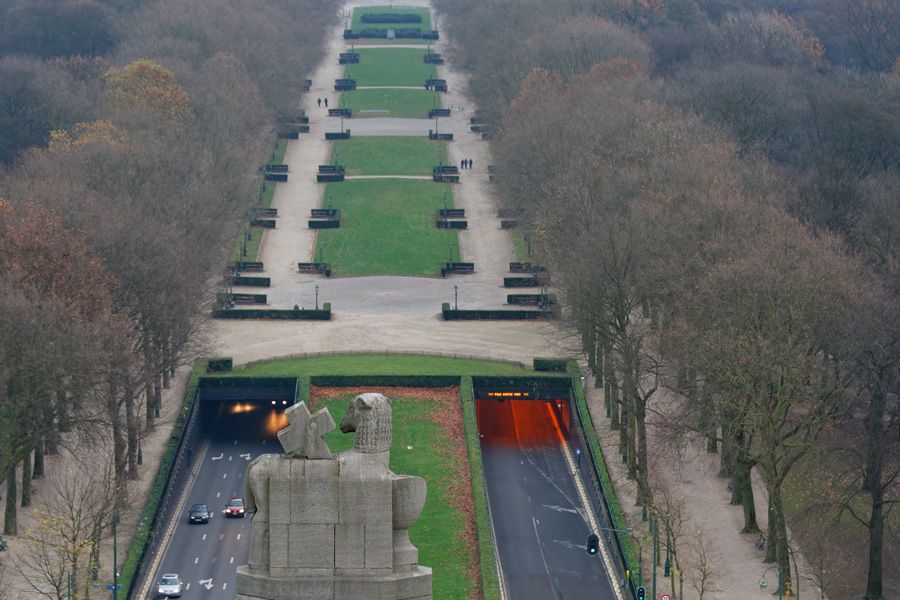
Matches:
[[328, 108, 352, 117], [228, 275, 271, 287], [428, 108, 451, 118], [441, 262, 475, 277], [263, 164, 288, 173], [298, 262, 332, 277], [309, 218, 340, 229], [438, 208, 465, 218], [433, 165, 459, 175], [228, 261, 264, 273], [509, 262, 545, 273], [318, 165, 346, 174], [325, 130, 351, 140], [429, 130, 453, 141], [423, 52, 444, 64], [339, 52, 360, 64], [250, 218, 276, 228], [264, 172, 287, 182], [507, 294, 554, 306], [436, 219, 467, 229], [254, 208, 278, 218], [317, 173, 345, 182], [433, 173, 459, 183], [422, 30, 439, 40], [303, 79, 312, 91], [311, 208, 339, 218], [276, 129, 299, 139], [424, 78, 447, 92], [334, 78, 357, 91], [503, 275, 546, 288]]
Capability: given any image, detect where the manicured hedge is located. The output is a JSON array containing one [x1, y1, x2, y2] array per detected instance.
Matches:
[[229, 275, 271, 287], [459, 376, 502, 600], [442, 303, 549, 320], [310, 374, 461, 387], [533, 357, 568, 372], [361, 12, 422, 23], [213, 303, 331, 320], [207, 357, 233, 372]]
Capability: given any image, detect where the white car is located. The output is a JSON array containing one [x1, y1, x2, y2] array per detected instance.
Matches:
[[157, 573, 183, 597]]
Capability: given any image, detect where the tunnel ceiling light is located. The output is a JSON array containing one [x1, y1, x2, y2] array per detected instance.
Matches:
[[271, 400, 276, 405]]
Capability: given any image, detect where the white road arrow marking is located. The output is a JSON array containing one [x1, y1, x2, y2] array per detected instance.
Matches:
[[230, 557, 234, 564], [210, 453, 224, 461], [222, 473, 227, 479], [542, 504, 580, 515], [202, 534, 207, 541], [199, 578, 214, 590], [228, 455, 233, 461], [240, 453, 252, 461], [194, 557, 199, 564], [223, 583, 228, 590]]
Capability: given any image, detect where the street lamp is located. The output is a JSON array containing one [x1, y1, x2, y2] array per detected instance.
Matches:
[[760, 565, 783, 600], [315, 284, 319, 310], [453, 285, 458, 310]]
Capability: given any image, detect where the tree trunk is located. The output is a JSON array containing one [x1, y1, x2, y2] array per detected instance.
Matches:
[[20, 448, 31, 507], [594, 341, 604, 388], [635, 405, 652, 506], [865, 489, 884, 600], [4, 465, 17, 535], [33, 438, 44, 478], [767, 483, 791, 592], [145, 365, 155, 427], [107, 380, 126, 483], [735, 459, 759, 532], [608, 367, 620, 429], [125, 387, 138, 480], [154, 375, 162, 414]]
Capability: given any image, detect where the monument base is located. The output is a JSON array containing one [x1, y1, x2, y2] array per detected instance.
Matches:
[[235, 565, 433, 600]]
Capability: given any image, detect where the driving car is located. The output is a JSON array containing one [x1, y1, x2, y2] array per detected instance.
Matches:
[[223, 497, 246, 518], [188, 503, 212, 524], [157, 573, 183, 597]]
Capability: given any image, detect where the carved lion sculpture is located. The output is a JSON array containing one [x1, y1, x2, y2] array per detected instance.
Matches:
[[339, 393, 392, 453]]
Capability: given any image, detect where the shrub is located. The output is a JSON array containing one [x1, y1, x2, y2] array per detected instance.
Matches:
[[533, 357, 568, 372], [207, 357, 233, 372]]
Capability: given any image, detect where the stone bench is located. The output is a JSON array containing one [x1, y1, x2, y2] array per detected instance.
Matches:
[[263, 164, 288, 173], [325, 130, 351, 140], [438, 208, 465, 218], [317, 173, 345, 183], [264, 172, 288, 182], [422, 30, 439, 40], [250, 218, 276, 228], [328, 108, 352, 117], [318, 165, 346, 174], [503, 275, 546, 288], [424, 79, 447, 92], [311, 208, 339, 218], [423, 53, 444, 65], [298, 262, 332, 277], [277, 129, 299, 139], [339, 52, 360, 64], [428, 130, 453, 141], [228, 275, 271, 287], [228, 261, 264, 273], [507, 294, 553, 306], [428, 108, 451, 118], [433, 165, 459, 175], [334, 79, 357, 91], [254, 208, 278, 218], [309, 218, 340, 229]]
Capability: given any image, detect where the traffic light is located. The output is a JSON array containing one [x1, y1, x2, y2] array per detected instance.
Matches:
[[637, 586, 646, 600], [586, 534, 599, 555]]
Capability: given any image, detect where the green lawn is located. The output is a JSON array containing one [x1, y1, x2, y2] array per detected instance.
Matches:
[[228, 353, 537, 377], [351, 5, 432, 32], [510, 229, 529, 263], [345, 48, 437, 87], [340, 88, 440, 118], [232, 226, 263, 262], [331, 136, 446, 176], [311, 393, 472, 598], [316, 179, 458, 276]]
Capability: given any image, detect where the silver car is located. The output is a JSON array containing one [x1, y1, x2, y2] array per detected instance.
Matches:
[[157, 573, 183, 597]]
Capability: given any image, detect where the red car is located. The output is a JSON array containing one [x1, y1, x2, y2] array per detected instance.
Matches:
[[223, 497, 246, 518]]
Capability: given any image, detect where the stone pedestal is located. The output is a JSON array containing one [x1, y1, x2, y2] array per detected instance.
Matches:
[[235, 565, 433, 600]]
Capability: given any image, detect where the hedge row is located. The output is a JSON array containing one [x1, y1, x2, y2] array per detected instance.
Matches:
[[213, 303, 331, 320], [206, 357, 233, 372], [460, 376, 502, 600], [119, 366, 203, 597], [361, 13, 423, 23], [442, 303, 549, 320], [533, 357, 568, 372], [310, 374, 461, 388], [570, 375, 638, 592]]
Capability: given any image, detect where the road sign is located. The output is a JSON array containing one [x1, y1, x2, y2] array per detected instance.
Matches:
[[659, 594, 671, 600], [105, 583, 122, 590]]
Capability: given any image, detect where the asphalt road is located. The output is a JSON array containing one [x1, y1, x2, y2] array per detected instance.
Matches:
[[479, 399, 618, 600], [146, 403, 286, 599]]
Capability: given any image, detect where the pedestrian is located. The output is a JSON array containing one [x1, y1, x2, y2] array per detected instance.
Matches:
[[324, 98, 329, 107], [317, 98, 322, 108], [460, 159, 465, 170], [469, 158, 474, 169]]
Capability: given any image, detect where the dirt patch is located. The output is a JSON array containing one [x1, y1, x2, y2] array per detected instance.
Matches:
[[309, 385, 481, 599]]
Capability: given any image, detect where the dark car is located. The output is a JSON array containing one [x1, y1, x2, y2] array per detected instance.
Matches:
[[188, 503, 211, 524], [223, 497, 246, 518]]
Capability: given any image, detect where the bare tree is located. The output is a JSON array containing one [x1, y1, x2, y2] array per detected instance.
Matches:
[[687, 527, 721, 599]]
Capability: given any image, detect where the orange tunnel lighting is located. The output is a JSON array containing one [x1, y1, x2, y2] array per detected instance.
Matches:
[[476, 398, 570, 449], [264, 409, 289, 436]]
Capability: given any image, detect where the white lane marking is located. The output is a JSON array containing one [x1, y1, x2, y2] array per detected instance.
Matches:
[[230, 557, 235, 564], [223, 583, 228, 590], [216, 491, 221, 498], [229, 455, 233, 461], [236, 533, 241, 540], [194, 556, 199, 564], [219, 533, 225, 541], [199, 578, 214, 590], [542, 504, 580, 515], [202, 534, 207, 541], [210, 453, 224, 461], [223, 473, 228, 479], [545, 402, 625, 600], [185, 583, 191, 590]]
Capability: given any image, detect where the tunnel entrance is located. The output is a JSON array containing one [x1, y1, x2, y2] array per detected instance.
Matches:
[[196, 377, 298, 441]]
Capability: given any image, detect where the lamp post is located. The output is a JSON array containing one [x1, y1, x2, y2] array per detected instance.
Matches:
[[137, 428, 143, 465], [760, 565, 783, 600], [453, 285, 458, 310], [111, 514, 118, 600], [448, 242, 453, 264], [315, 284, 319, 310]]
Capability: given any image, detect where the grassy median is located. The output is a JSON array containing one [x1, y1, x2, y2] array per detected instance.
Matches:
[[340, 88, 440, 118], [345, 48, 437, 87], [331, 136, 446, 176]]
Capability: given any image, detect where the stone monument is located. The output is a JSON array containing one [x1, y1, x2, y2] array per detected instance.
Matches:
[[235, 393, 432, 600]]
